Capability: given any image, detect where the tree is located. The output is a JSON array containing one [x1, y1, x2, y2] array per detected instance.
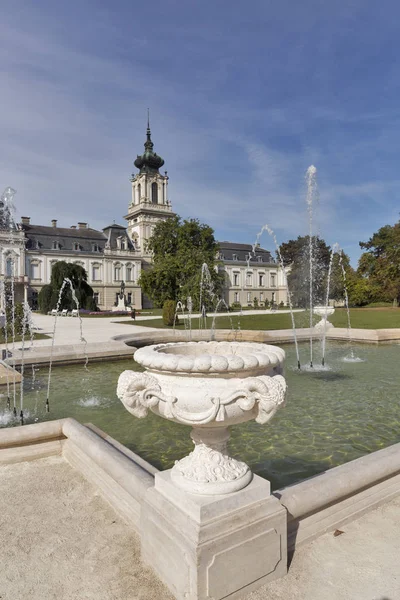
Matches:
[[139, 216, 223, 309], [38, 261, 97, 313], [357, 221, 400, 304], [279, 236, 354, 308]]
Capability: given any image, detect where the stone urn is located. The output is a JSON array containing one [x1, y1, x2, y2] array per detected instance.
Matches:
[[117, 341, 287, 495], [313, 305, 335, 330]]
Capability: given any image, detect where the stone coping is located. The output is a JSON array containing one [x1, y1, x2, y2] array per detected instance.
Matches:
[[1, 417, 400, 553], [113, 326, 400, 347], [134, 341, 285, 374]]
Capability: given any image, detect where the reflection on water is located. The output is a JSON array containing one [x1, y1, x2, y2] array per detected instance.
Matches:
[[1, 343, 400, 490]]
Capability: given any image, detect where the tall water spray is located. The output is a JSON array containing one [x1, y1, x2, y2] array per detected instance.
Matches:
[[46, 278, 88, 411], [321, 243, 340, 366], [253, 224, 301, 369], [339, 252, 356, 361], [306, 166, 318, 368]]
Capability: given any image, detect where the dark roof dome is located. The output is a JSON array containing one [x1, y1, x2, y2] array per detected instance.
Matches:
[[134, 115, 164, 174]]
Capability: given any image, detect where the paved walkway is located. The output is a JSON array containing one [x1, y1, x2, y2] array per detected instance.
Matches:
[[1, 455, 399, 600], [1, 309, 301, 350]]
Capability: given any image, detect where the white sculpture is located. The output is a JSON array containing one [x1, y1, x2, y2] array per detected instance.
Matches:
[[117, 341, 287, 494], [313, 305, 335, 330]]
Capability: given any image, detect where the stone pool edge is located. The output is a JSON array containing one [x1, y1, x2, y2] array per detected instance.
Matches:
[[1, 418, 400, 598]]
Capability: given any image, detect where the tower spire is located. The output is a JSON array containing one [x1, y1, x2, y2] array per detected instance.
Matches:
[[133, 112, 164, 174]]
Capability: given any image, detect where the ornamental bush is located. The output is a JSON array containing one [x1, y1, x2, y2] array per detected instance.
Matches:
[[163, 300, 178, 326]]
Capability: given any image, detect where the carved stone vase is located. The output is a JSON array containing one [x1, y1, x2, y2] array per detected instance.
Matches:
[[117, 341, 287, 495], [313, 305, 335, 330]]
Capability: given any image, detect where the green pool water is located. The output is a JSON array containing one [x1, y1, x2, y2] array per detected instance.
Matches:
[[1, 342, 400, 490]]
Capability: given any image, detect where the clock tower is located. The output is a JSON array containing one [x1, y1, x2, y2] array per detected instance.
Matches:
[[125, 115, 175, 258]]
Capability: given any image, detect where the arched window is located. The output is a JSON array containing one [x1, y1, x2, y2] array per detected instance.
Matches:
[[151, 182, 158, 204], [6, 257, 14, 277], [137, 183, 141, 202], [30, 260, 41, 280], [125, 263, 133, 281], [114, 263, 122, 281]]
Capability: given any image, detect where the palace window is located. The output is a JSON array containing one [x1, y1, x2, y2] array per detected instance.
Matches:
[[114, 264, 122, 281], [92, 265, 101, 281], [257, 256, 263, 263], [93, 292, 100, 305], [6, 257, 14, 277], [30, 261, 41, 280], [137, 183, 141, 201], [52, 241, 61, 250], [233, 273, 239, 286], [151, 182, 158, 204], [234, 292, 239, 303], [260, 292, 264, 302], [126, 264, 133, 281], [73, 242, 82, 251], [232, 254, 238, 261], [259, 274, 264, 286], [127, 292, 132, 304], [247, 292, 251, 304], [271, 274, 276, 287], [246, 272, 253, 286]]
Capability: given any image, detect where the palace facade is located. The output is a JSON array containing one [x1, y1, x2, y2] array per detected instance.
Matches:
[[0, 123, 287, 311]]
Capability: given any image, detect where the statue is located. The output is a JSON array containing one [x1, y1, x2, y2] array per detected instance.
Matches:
[[119, 280, 125, 300]]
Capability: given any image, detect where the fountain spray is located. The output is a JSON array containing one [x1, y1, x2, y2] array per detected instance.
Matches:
[[253, 225, 301, 369], [321, 243, 340, 367], [306, 166, 318, 368]]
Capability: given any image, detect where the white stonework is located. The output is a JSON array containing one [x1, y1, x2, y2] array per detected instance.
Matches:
[[141, 470, 287, 600], [117, 341, 287, 495], [313, 305, 335, 329]]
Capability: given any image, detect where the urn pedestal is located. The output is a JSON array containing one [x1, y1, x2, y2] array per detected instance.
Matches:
[[313, 305, 335, 330], [141, 470, 287, 600], [117, 341, 288, 599]]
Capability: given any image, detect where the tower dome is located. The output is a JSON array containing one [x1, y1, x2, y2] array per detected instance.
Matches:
[[133, 115, 164, 175]]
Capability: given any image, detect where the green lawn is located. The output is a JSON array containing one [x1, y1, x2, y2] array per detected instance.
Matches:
[[0, 332, 49, 344], [330, 308, 400, 329], [117, 307, 400, 331], [117, 311, 319, 330]]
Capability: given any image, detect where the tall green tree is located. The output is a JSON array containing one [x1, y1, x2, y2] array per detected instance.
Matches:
[[279, 236, 353, 307], [38, 261, 97, 313], [357, 221, 400, 305], [139, 216, 223, 309]]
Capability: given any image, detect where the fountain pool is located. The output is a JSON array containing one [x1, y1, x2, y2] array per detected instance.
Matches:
[[1, 342, 400, 490]]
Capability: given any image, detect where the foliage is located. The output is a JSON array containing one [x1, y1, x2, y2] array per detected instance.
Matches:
[[38, 284, 57, 314], [3, 301, 27, 336], [279, 236, 353, 308], [253, 297, 259, 308], [162, 300, 177, 326], [37, 261, 97, 314], [230, 302, 241, 311], [356, 221, 400, 304], [139, 216, 223, 309]]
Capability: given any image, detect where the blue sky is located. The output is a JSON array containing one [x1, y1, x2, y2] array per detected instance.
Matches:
[[1, 0, 400, 266]]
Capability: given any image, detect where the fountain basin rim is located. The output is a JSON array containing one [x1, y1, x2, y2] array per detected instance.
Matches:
[[133, 341, 285, 375]]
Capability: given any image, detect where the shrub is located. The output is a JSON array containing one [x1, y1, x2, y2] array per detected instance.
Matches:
[[279, 301, 285, 309], [3, 302, 29, 336], [230, 302, 242, 311], [264, 299, 270, 309], [253, 297, 259, 308], [163, 300, 178, 326]]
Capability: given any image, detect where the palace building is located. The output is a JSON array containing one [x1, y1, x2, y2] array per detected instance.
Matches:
[[0, 121, 287, 311]]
